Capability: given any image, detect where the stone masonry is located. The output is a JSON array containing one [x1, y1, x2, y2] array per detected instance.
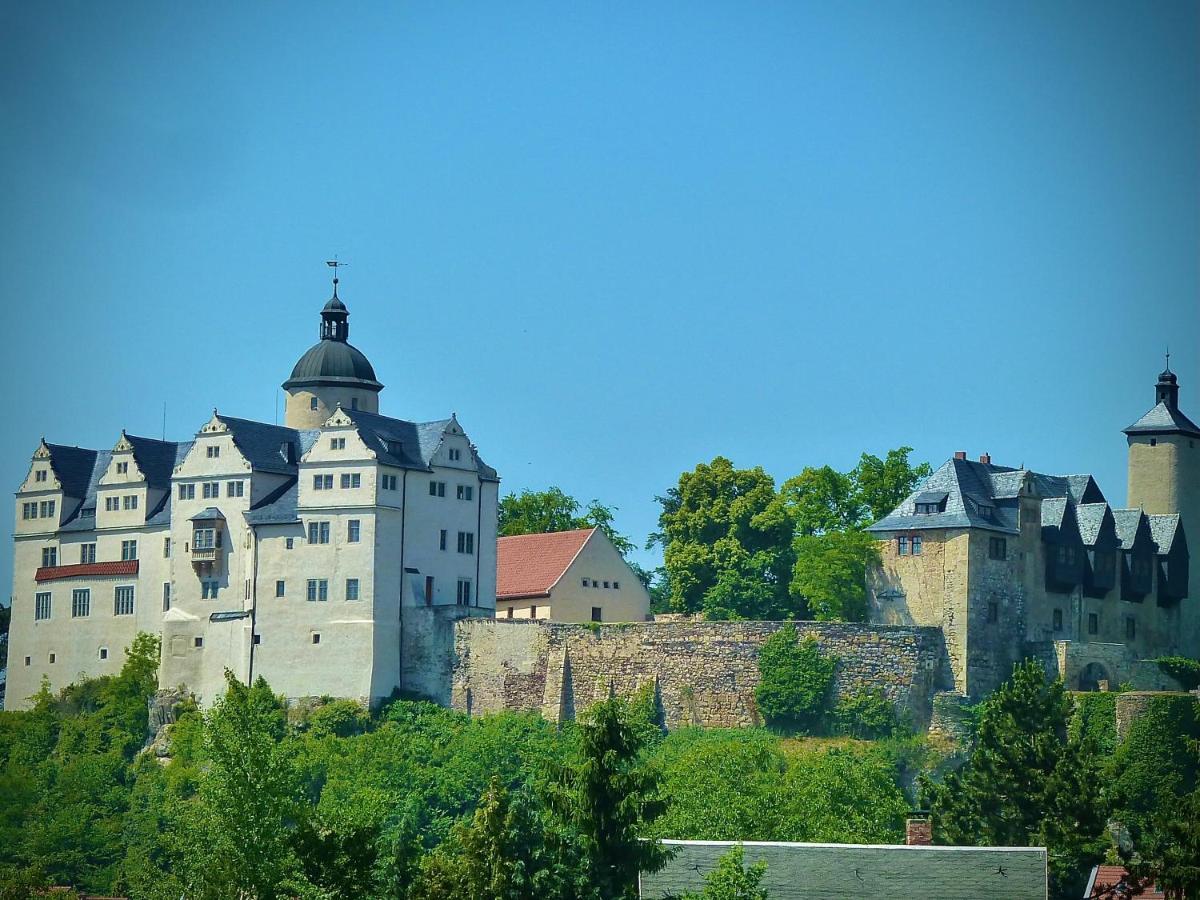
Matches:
[[448, 620, 952, 730]]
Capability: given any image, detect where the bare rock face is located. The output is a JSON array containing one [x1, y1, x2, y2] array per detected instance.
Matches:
[[144, 688, 187, 759]]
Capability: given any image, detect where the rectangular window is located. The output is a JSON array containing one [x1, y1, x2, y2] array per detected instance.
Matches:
[[116, 461, 128, 474], [195, 636, 204, 648], [312, 632, 321, 644], [310, 397, 319, 410], [285, 537, 294, 550], [276, 580, 286, 598], [592, 607, 603, 622], [72, 588, 90, 618], [306, 579, 329, 601], [80, 543, 96, 564], [456, 484, 474, 501], [603, 580, 611, 589], [226, 480, 244, 497], [987, 601, 998, 624], [307, 521, 331, 544], [1126, 617, 1136, 640], [1052, 609, 1063, 631], [202, 481, 220, 499], [456, 578, 472, 605], [193, 528, 215, 550], [35, 469, 47, 482], [330, 437, 346, 450], [162, 582, 171, 611], [439, 529, 447, 551], [41, 547, 57, 568], [106, 496, 119, 511], [530, 606, 538, 618], [429, 480, 446, 497], [340, 472, 361, 488], [346, 578, 360, 601], [506, 607, 514, 619], [425, 576, 434, 606], [613, 581, 620, 590], [449, 447, 461, 461], [1088, 613, 1099, 635], [123, 494, 138, 510], [382, 474, 398, 491], [897, 536, 908, 555], [582, 578, 590, 587], [206, 445, 220, 458], [179, 483, 195, 500], [347, 519, 361, 542], [989, 537, 1007, 560], [911, 535, 923, 555], [41, 500, 56, 518], [121, 540, 138, 561], [114, 585, 135, 616], [22, 502, 37, 519], [457, 531, 475, 555], [35, 592, 51, 620], [99, 647, 108, 660], [312, 474, 333, 490]]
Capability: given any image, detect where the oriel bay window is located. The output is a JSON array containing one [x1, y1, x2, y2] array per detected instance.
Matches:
[[189, 509, 225, 569]]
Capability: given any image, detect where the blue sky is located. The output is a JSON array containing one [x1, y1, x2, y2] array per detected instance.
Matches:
[[1, 1, 1196, 594]]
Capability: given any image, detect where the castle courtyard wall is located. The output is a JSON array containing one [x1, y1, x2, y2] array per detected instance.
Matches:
[[447, 619, 951, 729]]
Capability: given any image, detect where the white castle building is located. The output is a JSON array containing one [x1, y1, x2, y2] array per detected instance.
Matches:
[[8, 280, 499, 709]]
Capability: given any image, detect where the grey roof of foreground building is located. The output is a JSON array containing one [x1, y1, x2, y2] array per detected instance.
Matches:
[[868, 457, 1020, 535], [1147, 513, 1183, 554], [345, 408, 500, 482], [639, 840, 1048, 900]]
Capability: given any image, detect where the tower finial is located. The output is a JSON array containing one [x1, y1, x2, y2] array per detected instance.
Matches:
[[1165, 346, 1171, 373], [326, 257, 348, 298]]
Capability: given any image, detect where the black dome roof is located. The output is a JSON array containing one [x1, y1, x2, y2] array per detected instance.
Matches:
[[289, 340, 379, 383]]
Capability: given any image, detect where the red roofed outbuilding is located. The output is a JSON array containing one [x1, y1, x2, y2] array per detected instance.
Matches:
[[496, 527, 651, 623]]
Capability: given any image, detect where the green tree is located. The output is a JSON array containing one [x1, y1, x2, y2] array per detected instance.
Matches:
[[0, 603, 10, 672], [179, 672, 309, 899], [780, 466, 859, 536], [754, 625, 837, 734], [553, 696, 671, 899], [680, 844, 768, 900], [654, 458, 795, 619], [790, 530, 879, 621], [921, 660, 1107, 899], [851, 447, 932, 525], [499, 487, 635, 556]]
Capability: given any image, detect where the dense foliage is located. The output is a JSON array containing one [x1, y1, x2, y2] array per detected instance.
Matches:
[[498, 486, 636, 557], [680, 844, 769, 900], [652, 448, 929, 621], [1155, 655, 1200, 691], [0, 636, 938, 899], [755, 626, 837, 733]]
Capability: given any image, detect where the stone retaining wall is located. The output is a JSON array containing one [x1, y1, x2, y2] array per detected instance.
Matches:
[[449, 620, 951, 730]]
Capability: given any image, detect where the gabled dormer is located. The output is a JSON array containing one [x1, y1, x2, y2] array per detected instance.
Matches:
[[173, 412, 254, 506], [1041, 498, 1084, 592], [97, 431, 151, 528], [1077, 503, 1121, 598], [1113, 508, 1156, 602], [15, 440, 93, 535], [1148, 514, 1189, 606]]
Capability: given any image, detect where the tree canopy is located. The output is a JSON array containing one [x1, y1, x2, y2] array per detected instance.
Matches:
[[499, 486, 636, 557]]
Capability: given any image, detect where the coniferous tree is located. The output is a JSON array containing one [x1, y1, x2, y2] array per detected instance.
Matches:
[[921, 660, 1107, 899]]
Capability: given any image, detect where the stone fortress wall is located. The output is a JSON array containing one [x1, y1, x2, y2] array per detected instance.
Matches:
[[444, 619, 953, 729]]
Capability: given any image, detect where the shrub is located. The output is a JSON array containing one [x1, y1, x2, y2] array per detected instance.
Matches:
[[1155, 656, 1200, 691], [832, 689, 904, 739], [307, 700, 370, 739], [1069, 692, 1117, 758], [754, 625, 837, 734]]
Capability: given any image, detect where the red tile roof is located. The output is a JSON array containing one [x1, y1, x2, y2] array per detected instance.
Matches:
[[35, 561, 140, 583], [1086, 865, 1164, 898], [496, 528, 595, 600]]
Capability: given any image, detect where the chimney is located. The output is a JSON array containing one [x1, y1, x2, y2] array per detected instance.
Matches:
[[906, 813, 932, 846], [979, 452, 991, 465], [953, 451, 967, 461]]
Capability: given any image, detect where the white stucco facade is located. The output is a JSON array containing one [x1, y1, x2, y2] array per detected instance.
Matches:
[[7, 289, 500, 709]]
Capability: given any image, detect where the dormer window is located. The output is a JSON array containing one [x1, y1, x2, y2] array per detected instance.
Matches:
[[116, 462, 128, 474], [206, 446, 220, 459], [449, 447, 462, 461], [913, 491, 948, 515], [35, 469, 47, 482], [330, 437, 346, 450]]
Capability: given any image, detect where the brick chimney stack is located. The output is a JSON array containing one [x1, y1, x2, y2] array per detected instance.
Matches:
[[906, 813, 933, 846], [953, 451, 967, 460], [979, 452, 991, 465]]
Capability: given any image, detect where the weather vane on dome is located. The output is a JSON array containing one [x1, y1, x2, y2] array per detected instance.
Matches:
[[326, 257, 348, 297]]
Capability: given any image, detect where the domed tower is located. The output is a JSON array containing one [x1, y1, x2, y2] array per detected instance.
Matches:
[[283, 280, 383, 429]]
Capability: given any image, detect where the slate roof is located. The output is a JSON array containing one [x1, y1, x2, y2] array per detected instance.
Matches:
[[1112, 508, 1150, 549], [1065, 474, 1106, 504], [1076, 503, 1116, 546], [215, 415, 318, 475], [125, 434, 183, 488], [640, 840, 1048, 900], [496, 528, 595, 600], [1040, 497, 1070, 541], [243, 478, 300, 526], [286, 339, 381, 387], [1148, 514, 1182, 554], [345, 409, 500, 481], [44, 443, 99, 499], [189, 507, 226, 521], [1124, 401, 1200, 438], [867, 458, 1020, 535]]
